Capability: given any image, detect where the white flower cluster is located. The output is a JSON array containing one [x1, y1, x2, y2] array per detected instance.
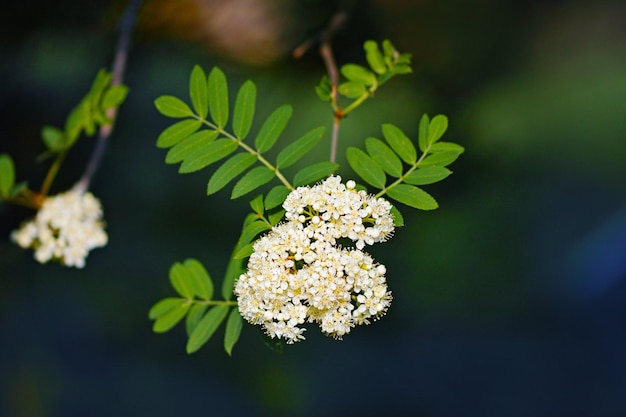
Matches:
[[235, 176, 395, 343], [11, 189, 108, 268]]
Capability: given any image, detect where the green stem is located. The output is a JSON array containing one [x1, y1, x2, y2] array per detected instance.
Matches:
[[193, 299, 238, 307], [375, 142, 432, 199], [39, 149, 69, 196], [197, 117, 294, 190]]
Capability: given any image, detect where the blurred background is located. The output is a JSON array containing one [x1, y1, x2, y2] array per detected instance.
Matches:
[[1, 0, 626, 416]]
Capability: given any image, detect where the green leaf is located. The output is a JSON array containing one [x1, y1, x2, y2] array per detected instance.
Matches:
[[237, 220, 271, 249], [165, 130, 219, 164], [268, 209, 285, 226], [430, 141, 465, 154], [365, 137, 403, 178], [315, 75, 332, 101], [364, 40, 387, 74], [404, 166, 452, 185], [186, 304, 208, 337], [208, 67, 229, 128], [0, 154, 15, 197], [65, 101, 90, 142], [428, 115, 448, 145], [292, 161, 339, 187], [346, 147, 386, 189], [340, 64, 376, 86], [178, 138, 238, 174], [222, 255, 244, 301], [169, 262, 196, 299], [231, 166, 275, 199], [392, 64, 412, 75], [233, 243, 254, 259], [189, 65, 209, 119], [153, 300, 190, 333], [207, 153, 257, 195], [224, 307, 243, 356], [156, 119, 203, 149], [421, 151, 461, 167], [276, 126, 325, 169], [233, 80, 256, 139], [390, 205, 404, 227], [154, 95, 194, 118], [418, 114, 430, 152], [183, 258, 214, 301], [148, 297, 181, 320], [397, 53, 412, 65], [338, 81, 366, 99], [386, 184, 438, 210], [382, 124, 417, 164], [264, 185, 290, 210], [382, 39, 395, 61], [254, 105, 292, 154], [41, 126, 66, 152], [186, 305, 229, 354], [101, 85, 128, 110], [249, 194, 264, 214]]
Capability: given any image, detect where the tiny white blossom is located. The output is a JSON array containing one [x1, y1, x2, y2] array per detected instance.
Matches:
[[11, 189, 108, 268]]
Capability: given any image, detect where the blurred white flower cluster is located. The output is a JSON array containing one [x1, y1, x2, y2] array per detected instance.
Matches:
[[235, 176, 395, 343], [11, 189, 108, 268]]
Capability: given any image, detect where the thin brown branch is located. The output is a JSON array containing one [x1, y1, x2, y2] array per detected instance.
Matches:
[[74, 0, 142, 194]]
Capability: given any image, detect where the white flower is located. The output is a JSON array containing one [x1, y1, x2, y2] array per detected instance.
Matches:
[[235, 176, 395, 343], [11, 189, 108, 268]]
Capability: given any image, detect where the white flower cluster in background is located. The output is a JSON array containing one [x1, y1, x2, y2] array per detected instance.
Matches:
[[235, 176, 395, 343], [11, 189, 108, 268]]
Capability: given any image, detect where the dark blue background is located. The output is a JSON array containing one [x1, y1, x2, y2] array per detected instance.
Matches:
[[2, 1, 626, 416]]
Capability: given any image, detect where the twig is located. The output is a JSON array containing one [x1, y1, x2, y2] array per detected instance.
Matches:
[[293, 10, 349, 163], [74, 0, 143, 194]]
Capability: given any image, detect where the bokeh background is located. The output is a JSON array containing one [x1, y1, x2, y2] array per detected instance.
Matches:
[[1, 0, 626, 416]]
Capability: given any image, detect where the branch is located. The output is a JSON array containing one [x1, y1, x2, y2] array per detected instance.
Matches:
[[294, 10, 349, 163], [74, 0, 143, 194]]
